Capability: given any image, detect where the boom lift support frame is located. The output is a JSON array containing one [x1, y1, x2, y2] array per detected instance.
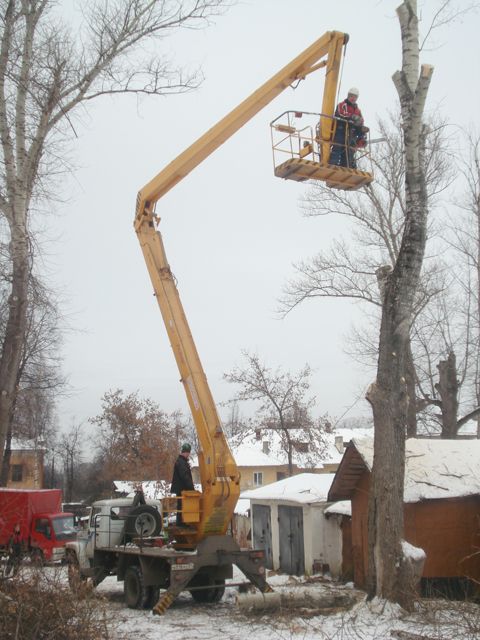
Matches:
[[134, 31, 372, 613]]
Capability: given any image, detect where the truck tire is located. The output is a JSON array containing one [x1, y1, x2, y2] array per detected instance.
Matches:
[[125, 505, 161, 539], [124, 565, 150, 609], [190, 578, 225, 603], [67, 551, 87, 593]]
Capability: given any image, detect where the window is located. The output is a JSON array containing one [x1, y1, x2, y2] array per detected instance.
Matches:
[[35, 518, 51, 540], [276, 471, 286, 481], [293, 441, 309, 453], [253, 472, 263, 486], [52, 516, 76, 541], [11, 464, 23, 482]]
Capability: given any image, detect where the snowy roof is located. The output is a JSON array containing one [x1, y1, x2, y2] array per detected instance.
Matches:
[[321, 428, 374, 464], [240, 472, 335, 504], [10, 438, 45, 452], [229, 443, 286, 466], [330, 437, 480, 503], [190, 443, 286, 469], [113, 480, 172, 499], [189, 426, 374, 471], [234, 498, 251, 516], [224, 426, 374, 470], [324, 500, 352, 517]]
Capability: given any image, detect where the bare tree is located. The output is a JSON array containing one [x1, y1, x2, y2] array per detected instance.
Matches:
[[223, 351, 328, 475], [280, 114, 463, 435], [449, 131, 480, 435], [59, 421, 83, 503], [0, 0, 231, 483], [364, 0, 435, 607], [0, 272, 65, 483], [281, 109, 480, 439]]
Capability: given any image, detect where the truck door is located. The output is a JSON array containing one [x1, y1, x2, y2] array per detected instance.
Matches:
[[88, 506, 128, 550], [31, 517, 54, 559]]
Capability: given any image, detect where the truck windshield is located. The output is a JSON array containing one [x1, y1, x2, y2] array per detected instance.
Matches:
[[52, 516, 77, 540]]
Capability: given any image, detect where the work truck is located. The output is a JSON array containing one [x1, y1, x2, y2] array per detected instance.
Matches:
[[0, 488, 76, 564], [67, 30, 371, 615]]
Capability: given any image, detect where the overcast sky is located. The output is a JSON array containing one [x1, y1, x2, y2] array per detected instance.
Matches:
[[48, 0, 480, 436]]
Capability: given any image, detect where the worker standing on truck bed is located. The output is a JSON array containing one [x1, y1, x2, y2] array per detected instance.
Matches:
[[132, 483, 146, 507], [171, 443, 194, 526]]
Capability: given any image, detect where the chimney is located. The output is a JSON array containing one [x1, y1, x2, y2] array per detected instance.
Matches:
[[262, 440, 270, 455], [335, 435, 344, 454]]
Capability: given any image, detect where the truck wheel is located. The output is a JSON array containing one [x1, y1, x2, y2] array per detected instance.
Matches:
[[125, 505, 161, 539], [67, 551, 87, 593], [124, 565, 149, 609], [190, 578, 225, 603]]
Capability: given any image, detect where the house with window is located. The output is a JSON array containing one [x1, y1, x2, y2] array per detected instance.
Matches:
[[6, 441, 45, 489], [192, 426, 373, 491], [191, 442, 296, 492]]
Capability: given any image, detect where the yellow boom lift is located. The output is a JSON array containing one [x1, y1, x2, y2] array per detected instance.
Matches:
[[134, 31, 372, 610]]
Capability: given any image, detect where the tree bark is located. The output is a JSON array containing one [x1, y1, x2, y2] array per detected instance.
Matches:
[[405, 338, 417, 437], [0, 0, 231, 480], [366, 0, 433, 608], [435, 352, 459, 438], [0, 221, 30, 483]]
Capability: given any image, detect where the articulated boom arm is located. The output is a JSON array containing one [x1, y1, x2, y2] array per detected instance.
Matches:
[[135, 32, 347, 539], [135, 31, 347, 222]]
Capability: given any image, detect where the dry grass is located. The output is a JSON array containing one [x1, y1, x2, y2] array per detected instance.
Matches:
[[0, 566, 115, 639]]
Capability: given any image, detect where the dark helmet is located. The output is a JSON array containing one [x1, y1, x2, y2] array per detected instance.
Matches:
[[181, 442, 192, 453]]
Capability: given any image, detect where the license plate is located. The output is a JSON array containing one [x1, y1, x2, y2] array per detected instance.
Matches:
[[171, 563, 194, 571]]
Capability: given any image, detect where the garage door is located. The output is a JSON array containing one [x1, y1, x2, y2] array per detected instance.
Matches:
[[278, 505, 305, 575], [252, 504, 273, 569]]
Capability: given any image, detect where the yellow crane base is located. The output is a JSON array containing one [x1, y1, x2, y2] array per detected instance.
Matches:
[[274, 158, 373, 191]]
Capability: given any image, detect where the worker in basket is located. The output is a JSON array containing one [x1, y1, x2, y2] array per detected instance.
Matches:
[[329, 87, 368, 169]]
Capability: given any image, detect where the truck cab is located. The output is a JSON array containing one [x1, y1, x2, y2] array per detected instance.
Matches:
[[66, 498, 162, 580], [30, 512, 77, 562]]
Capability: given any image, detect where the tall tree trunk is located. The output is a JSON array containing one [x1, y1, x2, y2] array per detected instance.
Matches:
[[436, 352, 459, 437], [366, 0, 433, 608], [0, 424, 12, 486], [405, 338, 417, 437], [0, 221, 30, 485]]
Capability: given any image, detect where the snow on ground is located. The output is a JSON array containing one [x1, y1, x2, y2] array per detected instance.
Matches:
[[90, 567, 479, 640], [4, 564, 479, 639]]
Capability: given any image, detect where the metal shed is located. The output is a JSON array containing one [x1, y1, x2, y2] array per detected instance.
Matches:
[[328, 437, 480, 591], [242, 473, 347, 577]]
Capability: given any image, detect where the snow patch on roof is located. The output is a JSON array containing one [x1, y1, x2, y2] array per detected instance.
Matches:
[[234, 498, 251, 516], [324, 500, 351, 517], [240, 473, 335, 504], [231, 443, 285, 466], [113, 480, 172, 499], [352, 437, 480, 502]]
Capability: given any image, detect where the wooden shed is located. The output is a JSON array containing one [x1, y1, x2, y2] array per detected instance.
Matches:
[[242, 473, 346, 577], [328, 438, 480, 591]]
